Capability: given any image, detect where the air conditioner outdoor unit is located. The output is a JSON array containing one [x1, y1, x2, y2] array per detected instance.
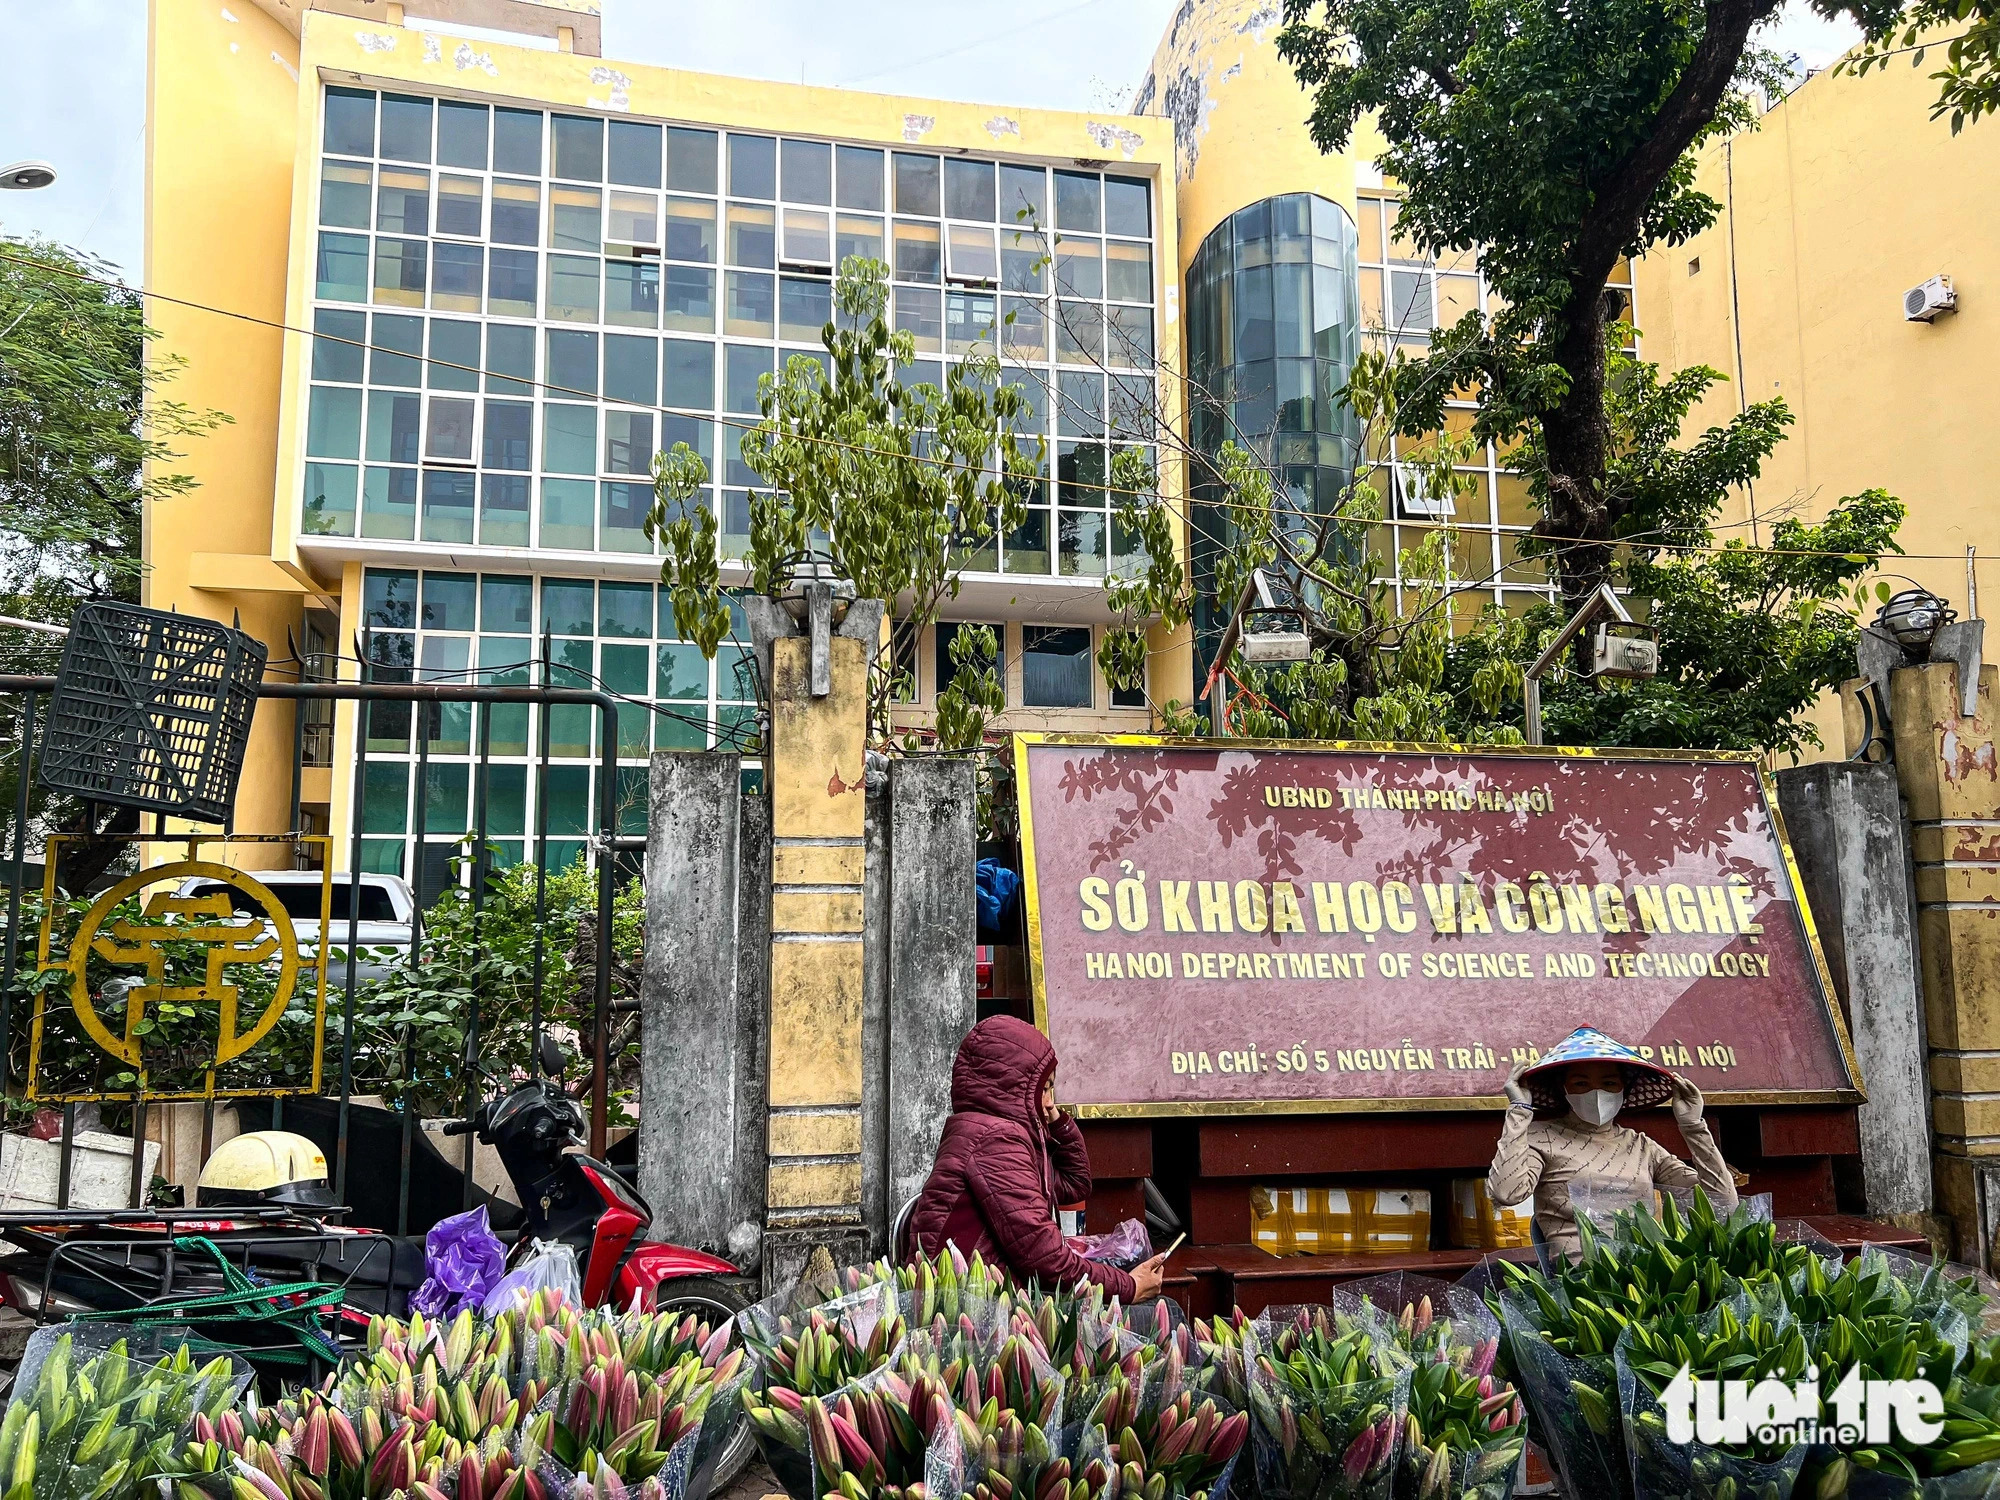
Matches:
[[1905, 275, 1957, 322], [1591, 621, 1659, 680]]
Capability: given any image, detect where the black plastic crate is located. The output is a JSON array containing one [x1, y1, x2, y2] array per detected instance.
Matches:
[[38, 603, 267, 824]]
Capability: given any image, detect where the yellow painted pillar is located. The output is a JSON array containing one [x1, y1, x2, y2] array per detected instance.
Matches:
[[763, 632, 870, 1243], [1885, 660, 2000, 1261]]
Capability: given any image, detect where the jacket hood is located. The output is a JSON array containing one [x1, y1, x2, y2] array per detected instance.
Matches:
[[950, 1016, 1056, 1129]]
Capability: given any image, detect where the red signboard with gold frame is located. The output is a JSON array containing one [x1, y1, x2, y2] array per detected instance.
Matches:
[[1014, 734, 1862, 1118]]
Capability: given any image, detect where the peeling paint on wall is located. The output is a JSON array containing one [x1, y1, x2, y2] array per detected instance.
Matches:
[[1086, 121, 1145, 159], [985, 116, 1020, 141], [1236, 4, 1280, 40], [453, 41, 498, 76], [1134, 73, 1157, 115], [354, 30, 396, 54], [903, 114, 936, 143], [270, 50, 299, 80], [422, 33, 443, 63], [229, 41, 239, 53], [1168, 0, 1196, 48], [1161, 59, 1215, 181], [588, 66, 632, 111], [1222, 62, 1241, 80], [219, 7, 238, 21]]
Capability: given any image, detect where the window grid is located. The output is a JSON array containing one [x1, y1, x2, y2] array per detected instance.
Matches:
[[304, 88, 1162, 584], [355, 567, 756, 877], [1351, 190, 1637, 626]]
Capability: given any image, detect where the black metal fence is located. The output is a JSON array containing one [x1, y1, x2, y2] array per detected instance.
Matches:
[[0, 669, 637, 1237]]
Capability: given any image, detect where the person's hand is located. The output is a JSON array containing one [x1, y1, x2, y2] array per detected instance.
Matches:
[[1128, 1253, 1167, 1302], [1043, 1095, 1063, 1127], [1503, 1059, 1534, 1109], [1670, 1073, 1704, 1125]]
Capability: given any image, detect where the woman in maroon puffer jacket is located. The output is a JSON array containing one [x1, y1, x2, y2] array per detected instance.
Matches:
[[906, 1015, 1166, 1302]]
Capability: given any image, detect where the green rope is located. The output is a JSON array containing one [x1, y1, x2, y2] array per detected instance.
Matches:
[[66, 1235, 347, 1366]]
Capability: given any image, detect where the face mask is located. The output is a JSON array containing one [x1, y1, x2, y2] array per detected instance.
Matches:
[[1566, 1088, 1625, 1127]]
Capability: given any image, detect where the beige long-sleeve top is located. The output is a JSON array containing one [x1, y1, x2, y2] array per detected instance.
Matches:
[[1488, 1106, 1738, 1262]]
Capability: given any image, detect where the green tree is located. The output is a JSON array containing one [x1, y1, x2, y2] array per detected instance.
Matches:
[[1845, 7, 2000, 132], [1443, 344, 1905, 755], [1276, 0, 1895, 613], [648, 257, 1043, 748]]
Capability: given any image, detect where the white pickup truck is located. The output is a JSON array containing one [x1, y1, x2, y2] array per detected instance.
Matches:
[[171, 870, 416, 983]]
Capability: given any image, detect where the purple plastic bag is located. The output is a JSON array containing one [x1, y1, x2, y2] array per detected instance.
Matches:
[[1077, 1217, 1152, 1268], [410, 1204, 507, 1318]]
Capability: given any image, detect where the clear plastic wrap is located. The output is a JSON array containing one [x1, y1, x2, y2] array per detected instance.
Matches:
[[1613, 1319, 1806, 1500], [1243, 1307, 1412, 1500]]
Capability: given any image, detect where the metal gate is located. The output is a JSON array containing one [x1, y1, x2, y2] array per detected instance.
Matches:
[[0, 662, 639, 1236]]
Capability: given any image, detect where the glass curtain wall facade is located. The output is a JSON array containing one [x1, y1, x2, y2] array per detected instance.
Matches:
[[1183, 193, 1362, 663], [301, 86, 1159, 579]]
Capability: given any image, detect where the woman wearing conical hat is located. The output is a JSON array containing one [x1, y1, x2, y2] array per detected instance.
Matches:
[[1487, 1025, 1737, 1262]]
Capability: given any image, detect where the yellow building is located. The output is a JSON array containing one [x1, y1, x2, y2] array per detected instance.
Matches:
[[144, 0, 1180, 887], [1631, 51, 2000, 756]]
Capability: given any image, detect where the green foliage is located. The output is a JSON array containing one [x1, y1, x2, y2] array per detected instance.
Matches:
[[648, 257, 1048, 740], [1845, 8, 2000, 133], [934, 623, 1004, 753], [1440, 343, 1906, 755], [1276, 0, 1896, 605]]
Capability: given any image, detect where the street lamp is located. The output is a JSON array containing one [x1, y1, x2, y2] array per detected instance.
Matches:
[[0, 162, 56, 191]]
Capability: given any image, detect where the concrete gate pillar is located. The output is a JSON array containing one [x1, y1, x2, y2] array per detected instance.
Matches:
[[1865, 657, 2000, 1264]]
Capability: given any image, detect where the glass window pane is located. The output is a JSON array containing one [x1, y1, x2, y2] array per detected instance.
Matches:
[[1055, 301, 1103, 364], [1003, 507, 1049, 575], [1001, 298, 1047, 361], [1108, 305, 1153, 368], [935, 623, 1002, 700], [320, 160, 370, 228], [301, 462, 357, 536], [432, 243, 482, 313], [1106, 239, 1152, 302], [1057, 371, 1104, 436], [1059, 509, 1107, 577], [999, 165, 1046, 226], [542, 404, 597, 473], [1104, 176, 1150, 237], [491, 178, 540, 244], [307, 386, 362, 458], [666, 126, 718, 193], [315, 231, 369, 302], [725, 343, 771, 413], [780, 277, 831, 343], [379, 94, 432, 163], [323, 87, 374, 158], [362, 467, 418, 539], [601, 481, 651, 552], [666, 197, 716, 262], [425, 318, 479, 390], [664, 266, 716, 332], [604, 333, 658, 405], [946, 223, 998, 283], [597, 581, 652, 637], [725, 271, 774, 338], [547, 328, 598, 397], [372, 238, 426, 306], [664, 339, 714, 409], [1055, 239, 1102, 298], [1023, 625, 1092, 706], [422, 469, 475, 541], [893, 220, 940, 283], [608, 190, 659, 246], [483, 400, 533, 469], [540, 479, 595, 549], [605, 255, 660, 328], [945, 159, 996, 221], [546, 254, 600, 322], [783, 208, 832, 266], [364, 569, 417, 629], [835, 215, 883, 265], [437, 100, 488, 169], [836, 145, 884, 211], [376, 167, 429, 234], [727, 203, 776, 268], [486, 323, 534, 394], [552, 114, 604, 181], [657, 643, 707, 700], [781, 139, 832, 205], [608, 119, 662, 187], [482, 578, 533, 633], [1001, 227, 1045, 292], [662, 412, 713, 466], [604, 410, 655, 474], [369, 314, 423, 386], [493, 107, 542, 175], [894, 286, 941, 352], [945, 291, 995, 356], [550, 185, 602, 251], [367, 391, 421, 462], [488, 249, 537, 318], [313, 308, 366, 382], [425, 397, 476, 462], [893, 154, 940, 216], [545, 581, 593, 639], [1055, 171, 1100, 232], [1058, 440, 1106, 505], [729, 134, 776, 198]]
